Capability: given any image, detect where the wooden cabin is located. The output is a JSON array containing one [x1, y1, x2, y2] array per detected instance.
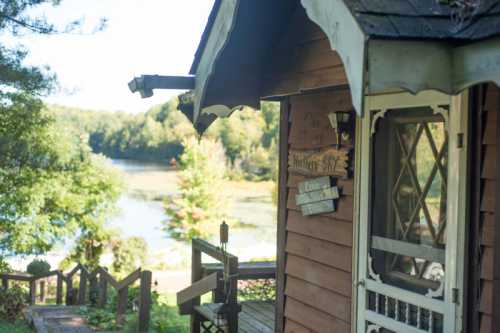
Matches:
[[129, 1, 500, 332]]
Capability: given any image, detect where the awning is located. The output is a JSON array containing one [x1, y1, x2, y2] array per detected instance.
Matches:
[[129, 0, 500, 134]]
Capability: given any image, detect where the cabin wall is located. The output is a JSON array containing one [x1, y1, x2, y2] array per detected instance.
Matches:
[[271, 6, 356, 333], [277, 90, 356, 333]]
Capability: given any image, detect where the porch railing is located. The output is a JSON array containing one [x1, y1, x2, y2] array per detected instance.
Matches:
[[0, 263, 152, 333]]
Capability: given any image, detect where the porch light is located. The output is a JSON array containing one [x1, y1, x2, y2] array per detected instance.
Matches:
[[328, 112, 352, 146]]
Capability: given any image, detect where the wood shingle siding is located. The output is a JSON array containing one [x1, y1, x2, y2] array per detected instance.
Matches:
[[475, 84, 498, 333], [261, 6, 348, 99], [272, 7, 354, 332], [280, 90, 355, 332]]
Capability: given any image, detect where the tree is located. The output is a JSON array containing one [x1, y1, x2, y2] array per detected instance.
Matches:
[[164, 138, 228, 240], [0, 1, 120, 265]]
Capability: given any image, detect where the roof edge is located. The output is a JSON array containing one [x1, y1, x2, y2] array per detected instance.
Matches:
[[189, 0, 222, 75]]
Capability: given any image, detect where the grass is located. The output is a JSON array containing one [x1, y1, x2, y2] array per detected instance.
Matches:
[[0, 321, 33, 333]]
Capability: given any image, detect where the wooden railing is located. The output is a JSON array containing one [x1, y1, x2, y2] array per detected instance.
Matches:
[[0, 263, 152, 333], [1, 270, 64, 305], [177, 238, 240, 333]]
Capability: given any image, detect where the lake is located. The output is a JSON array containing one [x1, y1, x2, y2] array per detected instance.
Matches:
[[7, 159, 277, 281], [110, 159, 278, 265]]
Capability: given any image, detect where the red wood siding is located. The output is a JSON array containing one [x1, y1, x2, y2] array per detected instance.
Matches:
[[476, 84, 498, 333], [281, 90, 355, 333], [261, 6, 348, 99]]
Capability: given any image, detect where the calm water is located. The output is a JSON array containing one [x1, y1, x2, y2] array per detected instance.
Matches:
[[8, 159, 277, 270], [110, 159, 277, 262], [110, 159, 175, 252]]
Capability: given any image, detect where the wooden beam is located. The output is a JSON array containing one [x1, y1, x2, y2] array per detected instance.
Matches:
[[493, 85, 500, 333], [0, 273, 32, 282], [202, 261, 276, 280], [128, 75, 195, 97], [276, 98, 290, 333], [117, 268, 141, 290], [192, 238, 237, 263], [177, 273, 219, 306], [95, 267, 120, 290]]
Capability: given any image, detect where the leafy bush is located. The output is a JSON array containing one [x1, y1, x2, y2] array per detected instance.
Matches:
[[79, 307, 119, 331], [239, 279, 276, 302], [0, 287, 29, 322], [164, 138, 228, 240], [111, 237, 148, 276], [124, 302, 189, 333], [0, 320, 33, 333], [0, 260, 12, 274], [26, 259, 50, 276]]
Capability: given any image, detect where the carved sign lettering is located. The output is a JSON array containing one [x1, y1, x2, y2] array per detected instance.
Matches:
[[289, 148, 350, 178]]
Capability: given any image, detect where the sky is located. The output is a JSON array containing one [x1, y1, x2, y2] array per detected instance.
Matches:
[[11, 0, 215, 113]]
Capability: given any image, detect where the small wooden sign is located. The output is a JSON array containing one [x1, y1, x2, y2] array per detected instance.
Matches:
[[289, 148, 350, 178], [295, 187, 339, 206], [295, 176, 339, 216], [298, 176, 332, 193], [301, 200, 335, 216]]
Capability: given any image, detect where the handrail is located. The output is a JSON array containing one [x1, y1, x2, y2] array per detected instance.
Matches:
[[180, 238, 240, 333], [0, 264, 152, 333], [177, 272, 219, 305]]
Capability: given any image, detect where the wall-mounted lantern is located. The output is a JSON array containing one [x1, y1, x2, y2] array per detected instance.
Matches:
[[328, 112, 352, 147]]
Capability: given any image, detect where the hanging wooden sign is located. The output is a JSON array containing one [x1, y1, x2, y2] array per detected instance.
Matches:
[[295, 187, 339, 206], [301, 200, 335, 216], [295, 176, 339, 216], [288, 147, 350, 178]]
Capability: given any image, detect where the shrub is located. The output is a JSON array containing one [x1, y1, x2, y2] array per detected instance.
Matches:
[[0, 320, 33, 333], [26, 259, 50, 276], [0, 260, 12, 274], [239, 279, 276, 302], [111, 237, 148, 276], [0, 287, 29, 322], [164, 138, 228, 240]]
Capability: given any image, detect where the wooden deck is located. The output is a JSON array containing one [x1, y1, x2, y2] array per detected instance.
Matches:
[[195, 301, 275, 333]]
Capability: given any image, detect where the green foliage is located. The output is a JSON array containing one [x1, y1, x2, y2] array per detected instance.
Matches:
[[111, 236, 148, 276], [0, 261, 12, 274], [52, 101, 281, 181], [164, 138, 228, 240], [239, 279, 276, 302], [26, 259, 50, 276], [0, 320, 33, 333], [80, 289, 189, 333], [0, 287, 28, 322], [124, 301, 189, 333], [79, 306, 119, 331]]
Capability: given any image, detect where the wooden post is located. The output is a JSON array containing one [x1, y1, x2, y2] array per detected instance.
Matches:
[[1, 277, 8, 291], [191, 243, 202, 333], [275, 98, 290, 333], [227, 256, 239, 333], [39, 280, 46, 303], [89, 274, 98, 306], [29, 280, 36, 305], [116, 287, 129, 326], [138, 270, 152, 333], [213, 270, 225, 303], [78, 269, 88, 305], [98, 272, 108, 308], [66, 276, 73, 305], [56, 272, 63, 305]]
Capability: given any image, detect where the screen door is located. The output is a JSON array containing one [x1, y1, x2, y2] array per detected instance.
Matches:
[[356, 92, 468, 333]]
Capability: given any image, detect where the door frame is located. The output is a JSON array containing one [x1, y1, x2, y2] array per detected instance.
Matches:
[[353, 90, 469, 333]]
